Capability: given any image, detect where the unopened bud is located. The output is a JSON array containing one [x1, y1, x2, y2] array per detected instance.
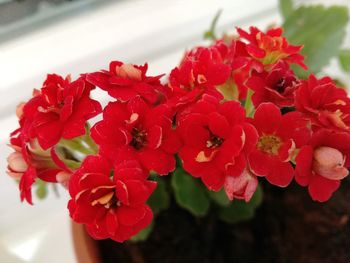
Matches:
[[313, 146, 349, 180]]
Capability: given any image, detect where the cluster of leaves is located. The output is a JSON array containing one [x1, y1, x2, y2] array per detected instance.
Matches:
[[280, 0, 349, 77], [132, 160, 263, 241]]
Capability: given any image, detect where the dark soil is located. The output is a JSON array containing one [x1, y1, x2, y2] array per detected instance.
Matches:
[[98, 179, 350, 263]]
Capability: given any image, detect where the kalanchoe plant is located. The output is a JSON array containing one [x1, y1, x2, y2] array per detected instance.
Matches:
[[6, 3, 350, 243]]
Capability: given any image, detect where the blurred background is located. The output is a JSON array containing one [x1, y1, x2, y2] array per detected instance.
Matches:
[[0, 0, 350, 262]]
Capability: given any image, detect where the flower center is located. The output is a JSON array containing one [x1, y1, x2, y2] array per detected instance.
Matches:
[[206, 133, 223, 149], [275, 78, 287, 93], [105, 194, 119, 209], [91, 191, 120, 209], [58, 100, 65, 107], [130, 127, 147, 150], [257, 135, 281, 155]]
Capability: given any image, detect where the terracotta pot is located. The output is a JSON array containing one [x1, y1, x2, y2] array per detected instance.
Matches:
[[71, 221, 100, 263]]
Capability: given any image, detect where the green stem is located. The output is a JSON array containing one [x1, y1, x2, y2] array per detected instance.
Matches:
[[244, 89, 254, 117], [59, 137, 96, 155], [83, 132, 98, 153]]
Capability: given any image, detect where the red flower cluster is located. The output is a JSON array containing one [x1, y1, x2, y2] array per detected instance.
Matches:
[[7, 25, 350, 243], [7, 75, 100, 203], [294, 76, 350, 201], [171, 27, 350, 203]]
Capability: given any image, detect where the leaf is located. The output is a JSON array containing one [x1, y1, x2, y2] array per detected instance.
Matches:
[[219, 185, 263, 224], [279, 0, 294, 18], [148, 176, 170, 215], [339, 49, 350, 72], [249, 183, 263, 207], [171, 167, 210, 217], [283, 5, 349, 77], [35, 179, 48, 200], [208, 189, 230, 207], [130, 222, 154, 242], [219, 199, 255, 223], [203, 9, 222, 40]]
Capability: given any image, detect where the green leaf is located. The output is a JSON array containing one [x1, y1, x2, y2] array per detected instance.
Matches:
[[171, 167, 210, 217], [130, 222, 154, 242], [208, 189, 230, 207], [249, 184, 263, 208], [148, 176, 170, 215], [339, 49, 350, 72], [283, 5, 349, 78], [203, 10, 222, 40], [219, 199, 255, 223], [35, 179, 48, 200], [219, 185, 263, 224], [279, 0, 294, 19]]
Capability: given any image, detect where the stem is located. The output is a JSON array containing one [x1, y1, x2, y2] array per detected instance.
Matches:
[[245, 89, 254, 117], [83, 132, 98, 153], [204, 9, 222, 40], [59, 138, 96, 155]]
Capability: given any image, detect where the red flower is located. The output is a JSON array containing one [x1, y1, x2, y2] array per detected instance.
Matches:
[[248, 103, 311, 187], [68, 156, 156, 242], [170, 46, 231, 89], [247, 61, 299, 108], [86, 61, 169, 104], [295, 129, 350, 202], [205, 38, 270, 101], [91, 97, 181, 175], [295, 75, 350, 132], [168, 46, 231, 112], [23, 75, 101, 149], [177, 95, 258, 192], [237, 26, 307, 69]]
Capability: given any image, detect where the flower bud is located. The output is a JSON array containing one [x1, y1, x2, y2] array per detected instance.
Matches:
[[7, 152, 28, 172], [7, 152, 28, 179], [313, 146, 349, 180], [224, 168, 258, 202], [16, 102, 25, 119], [115, 64, 141, 80], [56, 171, 71, 188]]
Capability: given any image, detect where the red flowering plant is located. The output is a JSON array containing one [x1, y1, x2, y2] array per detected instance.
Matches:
[[5, 3, 350, 243]]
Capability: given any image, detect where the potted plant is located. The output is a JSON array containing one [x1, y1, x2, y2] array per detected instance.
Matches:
[[5, 1, 350, 262]]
